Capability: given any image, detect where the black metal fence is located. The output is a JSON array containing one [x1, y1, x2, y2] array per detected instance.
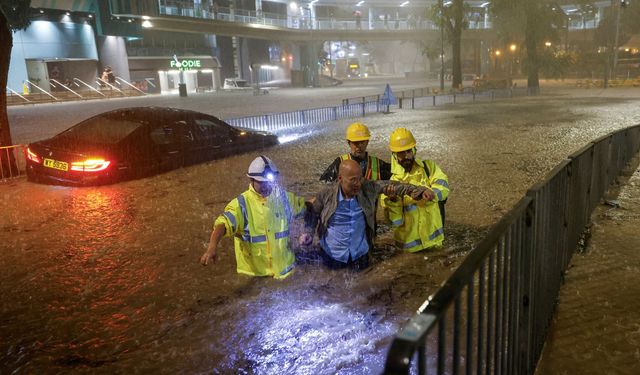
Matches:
[[227, 87, 532, 132], [384, 124, 640, 375]]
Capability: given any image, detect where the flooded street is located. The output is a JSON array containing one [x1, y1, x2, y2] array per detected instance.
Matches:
[[2, 89, 640, 373]]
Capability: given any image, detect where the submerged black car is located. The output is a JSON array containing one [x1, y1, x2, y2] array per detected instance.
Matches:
[[26, 107, 279, 186]]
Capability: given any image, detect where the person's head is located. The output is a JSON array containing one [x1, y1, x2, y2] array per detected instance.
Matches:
[[389, 128, 417, 172], [338, 159, 363, 198], [345, 122, 371, 159], [247, 155, 279, 197]]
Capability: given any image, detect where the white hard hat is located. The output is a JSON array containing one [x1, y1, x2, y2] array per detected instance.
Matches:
[[247, 155, 279, 182]]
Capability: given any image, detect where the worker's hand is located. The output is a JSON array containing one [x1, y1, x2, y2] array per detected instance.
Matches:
[[409, 188, 425, 200], [383, 184, 399, 201], [299, 232, 313, 247], [200, 248, 217, 266], [422, 189, 436, 201]]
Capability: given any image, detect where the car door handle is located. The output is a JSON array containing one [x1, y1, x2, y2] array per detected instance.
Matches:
[[168, 150, 180, 154]]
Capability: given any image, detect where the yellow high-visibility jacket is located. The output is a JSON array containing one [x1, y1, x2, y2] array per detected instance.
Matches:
[[215, 184, 306, 278], [382, 157, 449, 252], [340, 153, 382, 180]]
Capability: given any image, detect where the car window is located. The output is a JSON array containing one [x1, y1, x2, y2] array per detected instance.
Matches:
[[59, 116, 144, 144], [150, 123, 180, 145], [193, 118, 235, 141]]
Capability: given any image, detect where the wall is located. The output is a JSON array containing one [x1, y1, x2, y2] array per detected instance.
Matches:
[[8, 19, 98, 91]]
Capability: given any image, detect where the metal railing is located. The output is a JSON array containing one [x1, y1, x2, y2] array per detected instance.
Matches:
[[0, 145, 26, 181], [225, 86, 533, 133], [225, 100, 381, 132], [383, 124, 640, 374]]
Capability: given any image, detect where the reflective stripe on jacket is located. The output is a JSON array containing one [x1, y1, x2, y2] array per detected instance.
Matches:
[[382, 157, 449, 252], [340, 153, 381, 180], [215, 184, 306, 278]]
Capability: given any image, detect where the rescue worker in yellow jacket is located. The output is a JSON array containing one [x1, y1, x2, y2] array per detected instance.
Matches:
[[320, 122, 392, 182], [381, 128, 449, 252], [200, 156, 307, 278]]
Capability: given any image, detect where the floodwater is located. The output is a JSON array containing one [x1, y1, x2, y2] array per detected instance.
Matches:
[[1, 89, 639, 373]]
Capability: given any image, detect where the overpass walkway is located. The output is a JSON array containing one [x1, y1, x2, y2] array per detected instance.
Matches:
[[535, 165, 640, 375]]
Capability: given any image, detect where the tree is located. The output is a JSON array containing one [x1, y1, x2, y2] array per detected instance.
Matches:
[[428, 0, 468, 89], [489, 0, 564, 94], [0, 1, 30, 177]]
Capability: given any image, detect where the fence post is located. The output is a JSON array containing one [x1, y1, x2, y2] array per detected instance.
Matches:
[[491, 91, 495, 102], [333, 106, 338, 120], [377, 94, 380, 113], [433, 95, 436, 106], [518, 200, 536, 374], [362, 97, 366, 117], [412, 97, 415, 109], [399, 97, 403, 109], [453, 93, 456, 104]]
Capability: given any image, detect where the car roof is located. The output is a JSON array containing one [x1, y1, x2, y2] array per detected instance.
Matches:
[[92, 107, 223, 121]]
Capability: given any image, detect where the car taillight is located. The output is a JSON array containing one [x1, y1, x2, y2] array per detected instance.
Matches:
[[70, 159, 111, 172], [26, 147, 41, 163]]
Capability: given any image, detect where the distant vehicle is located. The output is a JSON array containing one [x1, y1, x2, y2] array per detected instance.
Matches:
[[26, 107, 278, 186], [223, 78, 252, 90]]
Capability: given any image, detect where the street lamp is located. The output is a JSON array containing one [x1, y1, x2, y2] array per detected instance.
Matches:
[[509, 44, 516, 78]]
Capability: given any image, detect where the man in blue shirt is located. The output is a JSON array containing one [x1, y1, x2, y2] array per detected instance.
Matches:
[[301, 159, 429, 270]]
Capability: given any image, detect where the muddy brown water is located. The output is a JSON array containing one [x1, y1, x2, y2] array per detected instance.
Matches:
[[1, 91, 639, 373]]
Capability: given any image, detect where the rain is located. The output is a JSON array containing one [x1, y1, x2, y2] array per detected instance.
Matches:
[[2, 80, 640, 373]]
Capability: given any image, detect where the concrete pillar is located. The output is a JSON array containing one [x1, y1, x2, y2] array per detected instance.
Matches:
[[96, 35, 131, 81]]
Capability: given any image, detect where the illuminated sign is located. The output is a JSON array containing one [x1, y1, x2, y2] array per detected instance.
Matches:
[[349, 64, 359, 68], [170, 55, 202, 71]]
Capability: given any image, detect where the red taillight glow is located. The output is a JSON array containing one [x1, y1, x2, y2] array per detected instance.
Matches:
[[70, 159, 111, 172], [26, 148, 41, 163]]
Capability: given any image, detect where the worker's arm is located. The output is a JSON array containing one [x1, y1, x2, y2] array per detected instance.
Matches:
[[299, 191, 324, 246], [200, 223, 227, 265], [319, 157, 342, 182]]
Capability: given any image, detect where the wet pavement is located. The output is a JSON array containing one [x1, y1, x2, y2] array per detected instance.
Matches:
[[535, 163, 640, 375], [1, 81, 640, 373]]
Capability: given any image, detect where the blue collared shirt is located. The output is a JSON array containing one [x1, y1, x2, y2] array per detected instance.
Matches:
[[320, 188, 369, 263]]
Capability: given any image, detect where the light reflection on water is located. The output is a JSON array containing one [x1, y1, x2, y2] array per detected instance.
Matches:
[[215, 288, 396, 374]]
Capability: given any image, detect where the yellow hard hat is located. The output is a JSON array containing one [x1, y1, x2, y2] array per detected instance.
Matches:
[[345, 122, 371, 142], [389, 128, 416, 152]]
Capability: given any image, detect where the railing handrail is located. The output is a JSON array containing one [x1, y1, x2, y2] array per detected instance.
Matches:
[[115, 76, 146, 95], [96, 78, 125, 94], [73, 77, 106, 97], [25, 80, 58, 100], [49, 78, 83, 99], [6, 87, 31, 103]]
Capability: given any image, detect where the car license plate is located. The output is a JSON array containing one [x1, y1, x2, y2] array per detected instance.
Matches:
[[43, 158, 69, 171]]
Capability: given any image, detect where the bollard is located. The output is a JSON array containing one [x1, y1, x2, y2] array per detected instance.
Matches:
[[453, 94, 456, 104], [433, 95, 436, 106], [412, 97, 415, 109], [399, 97, 403, 109]]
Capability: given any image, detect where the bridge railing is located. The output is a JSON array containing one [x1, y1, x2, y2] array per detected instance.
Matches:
[[383, 124, 640, 374]]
